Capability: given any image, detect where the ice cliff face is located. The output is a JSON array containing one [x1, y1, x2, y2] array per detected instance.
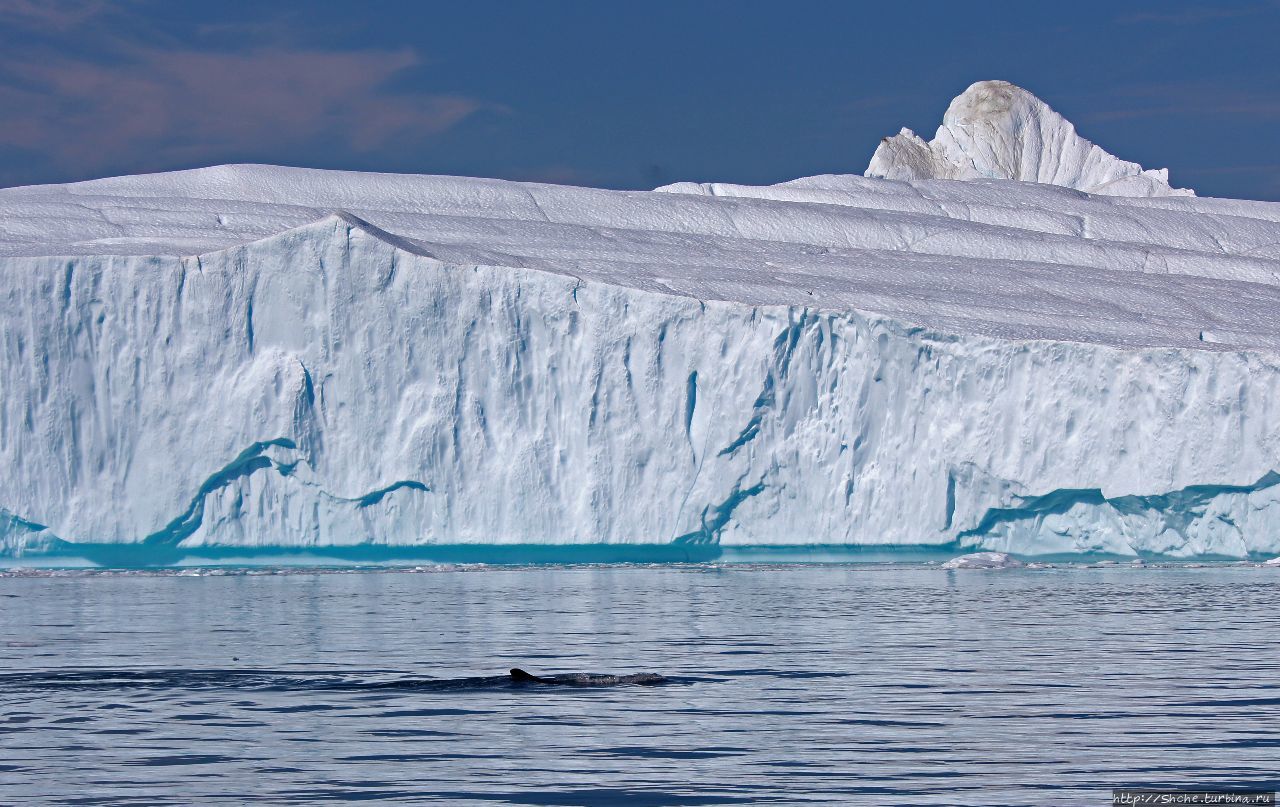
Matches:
[[4, 81, 1280, 560], [866, 80, 1193, 197]]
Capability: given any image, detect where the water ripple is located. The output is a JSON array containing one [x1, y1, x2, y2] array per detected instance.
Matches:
[[2, 564, 1279, 805]]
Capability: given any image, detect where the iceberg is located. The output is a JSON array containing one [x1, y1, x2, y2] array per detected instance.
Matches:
[[4, 80, 1280, 561], [940, 552, 1024, 570]]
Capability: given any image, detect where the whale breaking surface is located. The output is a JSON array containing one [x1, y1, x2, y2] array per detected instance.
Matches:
[[5, 80, 1280, 561]]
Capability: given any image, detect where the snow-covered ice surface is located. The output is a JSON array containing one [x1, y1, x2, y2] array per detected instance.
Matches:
[[5, 80, 1280, 561]]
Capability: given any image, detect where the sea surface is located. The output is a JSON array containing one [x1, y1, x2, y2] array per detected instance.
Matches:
[[1, 562, 1278, 806]]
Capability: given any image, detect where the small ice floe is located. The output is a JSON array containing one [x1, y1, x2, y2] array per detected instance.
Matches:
[[1264, 557, 1280, 567], [941, 552, 1025, 570]]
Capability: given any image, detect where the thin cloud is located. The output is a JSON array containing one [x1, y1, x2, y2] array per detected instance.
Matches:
[[0, 0, 116, 29], [0, 2, 499, 182], [1081, 81, 1280, 123], [1116, 4, 1275, 25], [0, 44, 495, 178]]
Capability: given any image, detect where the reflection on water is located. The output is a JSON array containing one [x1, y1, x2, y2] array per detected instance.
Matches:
[[2, 564, 1278, 805]]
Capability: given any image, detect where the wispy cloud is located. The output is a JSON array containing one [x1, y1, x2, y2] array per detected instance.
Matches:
[[0, 2, 497, 182], [1081, 81, 1280, 123], [0, 0, 117, 29], [1116, 3, 1276, 25]]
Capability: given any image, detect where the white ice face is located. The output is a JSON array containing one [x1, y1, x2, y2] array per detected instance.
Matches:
[[3, 82, 1280, 559]]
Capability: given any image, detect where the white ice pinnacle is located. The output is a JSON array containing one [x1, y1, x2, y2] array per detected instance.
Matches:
[[866, 79, 1193, 197]]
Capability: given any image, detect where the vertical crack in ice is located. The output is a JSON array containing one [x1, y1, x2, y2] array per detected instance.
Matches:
[[684, 371, 698, 439], [60, 262, 75, 312], [245, 292, 255, 354], [944, 471, 957, 531]]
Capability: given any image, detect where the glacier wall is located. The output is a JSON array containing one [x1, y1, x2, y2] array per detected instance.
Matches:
[[4, 214, 1280, 558]]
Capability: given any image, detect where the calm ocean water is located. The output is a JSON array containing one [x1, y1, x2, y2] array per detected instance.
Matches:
[[1, 563, 1278, 806]]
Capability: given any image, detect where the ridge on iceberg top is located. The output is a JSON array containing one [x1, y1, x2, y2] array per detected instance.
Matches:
[[866, 80, 1193, 198], [4, 159, 1280, 352]]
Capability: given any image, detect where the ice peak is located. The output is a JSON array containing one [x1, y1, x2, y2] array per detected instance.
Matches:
[[866, 80, 1193, 197]]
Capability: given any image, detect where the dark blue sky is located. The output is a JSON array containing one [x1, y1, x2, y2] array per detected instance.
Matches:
[[2, 1, 1278, 199]]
